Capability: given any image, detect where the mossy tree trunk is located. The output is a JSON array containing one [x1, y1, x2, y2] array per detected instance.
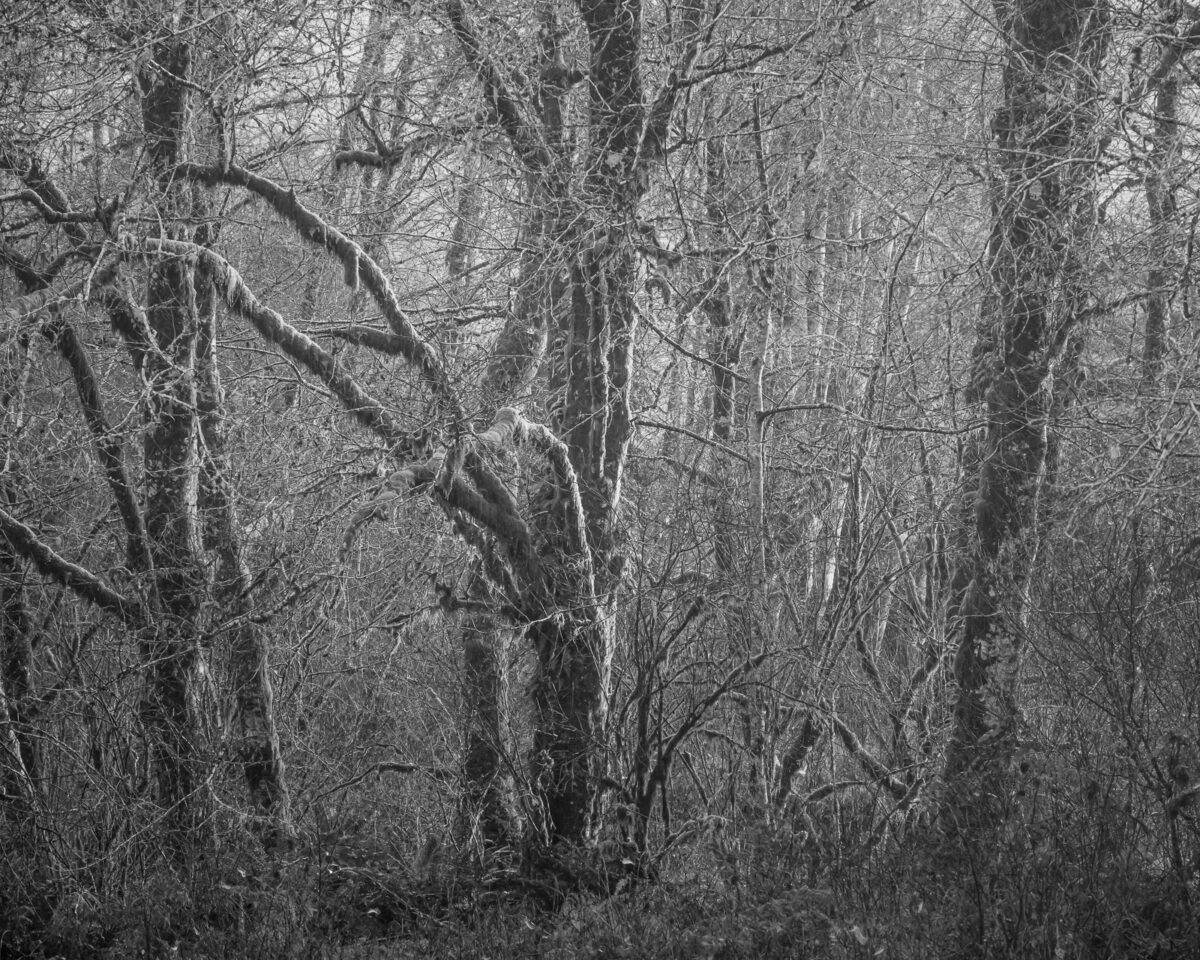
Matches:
[[446, 0, 675, 843], [137, 27, 209, 840], [195, 270, 292, 841], [947, 0, 1108, 787], [1141, 1, 1199, 389]]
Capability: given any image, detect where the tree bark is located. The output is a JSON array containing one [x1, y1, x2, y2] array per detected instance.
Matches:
[[196, 267, 292, 841], [947, 0, 1108, 786], [458, 584, 514, 847], [449, 0, 656, 843], [518, 0, 647, 843], [701, 126, 741, 579], [137, 30, 209, 840], [0, 346, 36, 807], [1143, 1, 1188, 389]]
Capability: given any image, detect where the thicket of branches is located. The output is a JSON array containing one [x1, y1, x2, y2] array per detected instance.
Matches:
[[3, 0, 1200, 957]]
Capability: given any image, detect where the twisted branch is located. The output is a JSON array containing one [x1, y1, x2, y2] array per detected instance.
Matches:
[[174, 161, 463, 421], [123, 235, 428, 456]]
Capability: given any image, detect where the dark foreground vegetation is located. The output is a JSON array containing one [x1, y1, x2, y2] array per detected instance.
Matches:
[[6, 765, 1200, 959]]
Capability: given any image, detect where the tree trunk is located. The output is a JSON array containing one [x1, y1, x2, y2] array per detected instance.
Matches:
[[521, 0, 646, 843], [528, 612, 611, 842], [459, 593, 514, 847], [702, 128, 741, 579], [1, 343, 35, 804], [137, 31, 209, 839], [947, 0, 1108, 786], [196, 269, 292, 841], [0, 527, 34, 806], [1143, 0, 1186, 389], [448, 0, 672, 844]]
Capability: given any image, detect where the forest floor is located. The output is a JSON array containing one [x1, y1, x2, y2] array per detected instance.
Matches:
[[6, 804, 1198, 960]]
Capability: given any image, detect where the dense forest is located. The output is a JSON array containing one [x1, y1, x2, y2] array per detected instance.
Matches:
[[2, 0, 1200, 956]]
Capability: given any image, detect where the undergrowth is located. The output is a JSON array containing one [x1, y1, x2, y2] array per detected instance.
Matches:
[[3, 767, 1198, 960]]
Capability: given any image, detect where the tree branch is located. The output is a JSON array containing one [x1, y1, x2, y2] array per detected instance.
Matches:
[[756, 402, 974, 437], [476, 408, 592, 563], [0, 189, 112, 226], [642, 310, 750, 385], [123, 236, 431, 457], [1147, 16, 1200, 88], [444, 0, 549, 170], [0, 507, 146, 625], [173, 161, 463, 421], [385, 455, 539, 585], [1, 242, 152, 572], [634, 418, 751, 463], [325, 324, 409, 354], [645, 651, 771, 802], [1, 262, 121, 344], [828, 713, 908, 801], [332, 118, 484, 171], [638, 0, 725, 169]]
